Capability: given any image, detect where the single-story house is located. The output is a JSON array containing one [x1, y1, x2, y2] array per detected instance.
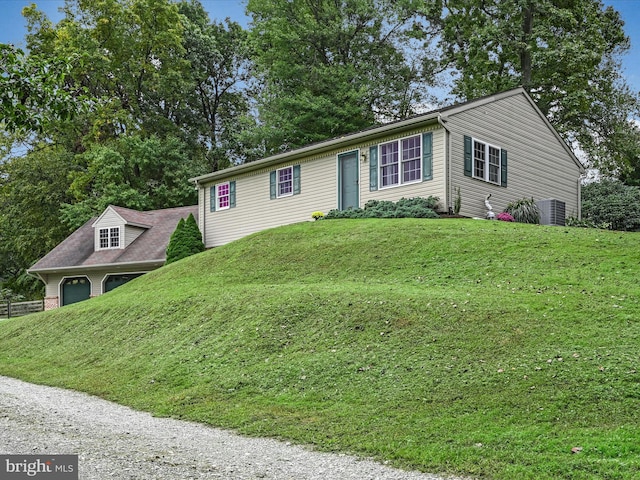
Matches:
[[28, 205, 197, 310], [190, 87, 585, 248]]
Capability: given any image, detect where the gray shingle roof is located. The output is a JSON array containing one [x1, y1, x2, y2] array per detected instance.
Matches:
[[29, 205, 198, 273]]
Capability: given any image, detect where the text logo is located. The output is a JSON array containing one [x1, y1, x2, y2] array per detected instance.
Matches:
[[0, 455, 78, 479]]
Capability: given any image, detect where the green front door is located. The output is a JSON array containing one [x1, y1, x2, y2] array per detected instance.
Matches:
[[338, 151, 359, 210], [62, 277, 91, 306]]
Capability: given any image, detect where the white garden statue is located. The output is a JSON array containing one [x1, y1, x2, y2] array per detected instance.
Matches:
[[485, 194, 495, 220]]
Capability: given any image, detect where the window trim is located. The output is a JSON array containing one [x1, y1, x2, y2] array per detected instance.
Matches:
[[471, 137, 503, 186], [276, 166, 294, 198], [377, 134, 422, 189], [97, 226, 121, 250]]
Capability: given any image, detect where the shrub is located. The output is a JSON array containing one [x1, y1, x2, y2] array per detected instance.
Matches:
[[505, 197, 540, 224], [324, 197, 439, 220], [311, 211, 325, 221], [566, 216, 611, 229], [497, 212, 515, 222], [166, 213, 205, 265], [581, 179, 640, 231]]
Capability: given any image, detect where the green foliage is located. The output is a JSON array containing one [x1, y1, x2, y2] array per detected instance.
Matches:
[[2, 219, 640, 479], [565, 216, 611, 230], [0, 288, 24, 303], [431, 0, 639, 175], [505, 197, 540, 224], [60, 135, 200, 229], [177, 3, 255, 168], [246, 0, 434, 153], [184, 213, 206, 255], [0, 44, 84, 134], [0, 146, 77, 298], [165, 213, 204, 265], [580, 179, 640, 231], [324, 197, 439, 219]]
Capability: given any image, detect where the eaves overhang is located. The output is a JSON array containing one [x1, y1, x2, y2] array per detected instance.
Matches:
[[27, 259, 165, 276], [189, 112, 441, 185]]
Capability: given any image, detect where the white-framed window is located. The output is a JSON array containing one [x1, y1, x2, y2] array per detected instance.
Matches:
[[216, 182, 231, 210], [277, 166, 293, 197], [379, 135, 421, 188], [473, 139, 502, 185], [98, 227, 120, 249]]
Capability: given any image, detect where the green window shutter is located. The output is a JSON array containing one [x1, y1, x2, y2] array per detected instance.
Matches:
[[501, 149, 508, 187], [293, 164, 301, 195], [369, 145, 378, 191], [464, 135, 472, 177], [422, 132, 433, 181], [210, 186, 216, 212], [270, 171, 276, 199], [229, 180, 236, 207]]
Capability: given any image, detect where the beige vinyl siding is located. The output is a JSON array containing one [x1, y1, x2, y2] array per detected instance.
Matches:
[[94, 208, 124, 229], [93, 208, 124, 250], [360, 126, 447, 210], [203, 155, 337, 247], [201, 124, 446, 248], [446, 93, 582, 219], [124, 226, 146, 247]]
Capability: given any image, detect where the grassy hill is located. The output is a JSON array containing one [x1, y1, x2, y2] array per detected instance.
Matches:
[[1, 219, 639, 479]]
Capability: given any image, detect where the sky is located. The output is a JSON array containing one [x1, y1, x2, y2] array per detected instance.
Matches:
[[1, 0, 639, 94]]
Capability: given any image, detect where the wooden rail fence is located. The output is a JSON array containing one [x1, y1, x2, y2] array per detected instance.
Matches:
[[0, 300, 44, 319]]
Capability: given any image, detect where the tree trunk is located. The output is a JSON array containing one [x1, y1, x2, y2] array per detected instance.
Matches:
[[520, 3, 533, 89]]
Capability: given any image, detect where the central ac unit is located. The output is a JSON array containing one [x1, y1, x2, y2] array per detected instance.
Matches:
[[536, 199, 566, 226]]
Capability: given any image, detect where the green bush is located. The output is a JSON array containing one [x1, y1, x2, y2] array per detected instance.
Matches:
[[166, 213, 205, 265], [505, 197, 540, 224], [581, 179, 640, 231], [324, 197, 439, 220]]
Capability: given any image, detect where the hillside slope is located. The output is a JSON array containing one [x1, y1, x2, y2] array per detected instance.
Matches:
[[1, 219, 639, 479]]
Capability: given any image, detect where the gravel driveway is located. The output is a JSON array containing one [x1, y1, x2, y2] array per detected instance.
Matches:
[[0, 376, 466, 479]]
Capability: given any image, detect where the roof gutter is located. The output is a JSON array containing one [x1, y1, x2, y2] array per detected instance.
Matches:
[[189, 112, 441, 185], [27, 259, 166, 275]]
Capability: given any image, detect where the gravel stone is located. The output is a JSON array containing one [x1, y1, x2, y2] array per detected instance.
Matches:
[[0, 376, 469, 480]]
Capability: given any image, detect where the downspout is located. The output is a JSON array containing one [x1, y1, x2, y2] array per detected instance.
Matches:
[[577, 174, 583, 220], [200, 181, 207, 247], [192, 180, 206, 248], [26, 271, 48, 309], [437, 114, 452, 213]]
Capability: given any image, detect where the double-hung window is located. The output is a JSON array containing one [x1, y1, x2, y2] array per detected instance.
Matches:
[[99, 227, 120, 249], [473, 139, 502, 185], [379, 135, 421, 188], [277, 166, 293, 197], [269, 165, 301, 199], [216, 182, 230, 210], [210, 181, 236, 211]]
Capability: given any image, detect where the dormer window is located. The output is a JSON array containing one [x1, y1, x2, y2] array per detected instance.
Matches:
[[99, 227, 120, 249]]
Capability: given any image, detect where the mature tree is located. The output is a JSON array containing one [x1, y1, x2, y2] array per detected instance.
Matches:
[[178, 1, 255, 168], [60, 135, 200, 229], [25, 0, 193, 145], [0, 44, 83, 135], [430, 0, 640, 175], [0, 147, 77, 297], [246, 0, 435, 154]]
